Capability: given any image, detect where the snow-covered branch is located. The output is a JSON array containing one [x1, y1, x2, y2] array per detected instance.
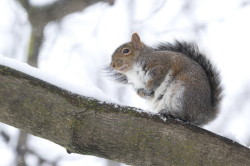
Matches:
[[0, 64, 250, 166]]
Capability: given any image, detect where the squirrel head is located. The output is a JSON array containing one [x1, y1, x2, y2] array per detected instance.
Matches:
[[110, 33, 144, 72]]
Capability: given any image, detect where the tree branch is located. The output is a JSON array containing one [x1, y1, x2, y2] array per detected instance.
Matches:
[[16, 0, 115, 67], [0, 64, 250, 166]]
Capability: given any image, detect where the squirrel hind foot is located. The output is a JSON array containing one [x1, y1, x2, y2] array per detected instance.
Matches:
[[160, 112, 189, 124]]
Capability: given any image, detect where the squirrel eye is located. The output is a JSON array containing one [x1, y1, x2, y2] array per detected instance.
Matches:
[[122, 48, 130, 54]]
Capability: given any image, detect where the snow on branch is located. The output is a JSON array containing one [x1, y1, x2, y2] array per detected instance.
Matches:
[[0, 63, 250, 166]]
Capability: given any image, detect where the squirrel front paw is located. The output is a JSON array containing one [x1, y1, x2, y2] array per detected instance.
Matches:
[[137, 88, 154, 98]]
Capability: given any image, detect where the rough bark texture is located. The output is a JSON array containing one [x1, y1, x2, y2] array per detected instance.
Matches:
[[0, 64, 250, 166]]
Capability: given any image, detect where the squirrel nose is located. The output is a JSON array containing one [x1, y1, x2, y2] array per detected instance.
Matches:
[[110, 59, 123, 69]]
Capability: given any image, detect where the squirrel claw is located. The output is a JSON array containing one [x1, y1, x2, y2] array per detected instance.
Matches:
[[137, 89, 154, 98]]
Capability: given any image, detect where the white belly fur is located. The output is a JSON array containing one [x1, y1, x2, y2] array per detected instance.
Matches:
[[147, 71, 185, 114], [125, 65, 185, 114], [125, 65, 146, 89], [152, 76, 185, 114]]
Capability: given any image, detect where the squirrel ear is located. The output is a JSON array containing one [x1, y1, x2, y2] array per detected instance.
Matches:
[[131, 33, 142, 50]]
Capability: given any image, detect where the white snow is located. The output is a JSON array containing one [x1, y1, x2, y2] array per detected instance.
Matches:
[[0, 55, 119, 105]]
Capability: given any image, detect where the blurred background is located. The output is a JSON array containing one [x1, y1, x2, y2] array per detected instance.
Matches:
[[1, 0, 250, 165]]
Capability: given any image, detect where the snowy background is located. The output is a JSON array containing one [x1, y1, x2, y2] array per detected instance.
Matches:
[[1, 0, 250, 165]]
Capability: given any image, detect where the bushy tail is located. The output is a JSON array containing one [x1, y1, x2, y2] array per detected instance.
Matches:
[[156, 41, 223, 111]]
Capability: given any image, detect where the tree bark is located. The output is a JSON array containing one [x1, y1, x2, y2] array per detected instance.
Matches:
[[0, 64, 250, 166]]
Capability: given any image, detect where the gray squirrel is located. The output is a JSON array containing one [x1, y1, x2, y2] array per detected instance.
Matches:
[[107, 33, 222, 126]]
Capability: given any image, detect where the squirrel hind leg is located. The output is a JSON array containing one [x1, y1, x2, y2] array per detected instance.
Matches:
[[159, 111, 189, 124]]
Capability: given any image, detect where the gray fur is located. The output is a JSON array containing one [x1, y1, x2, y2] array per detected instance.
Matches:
[[107, 39, 223, 126]]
